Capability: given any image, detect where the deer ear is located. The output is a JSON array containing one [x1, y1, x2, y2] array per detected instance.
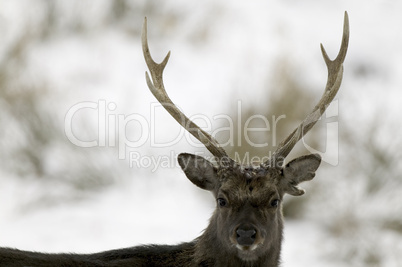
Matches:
[[280, 154, 321, 196], [177, 153, 218, 191]]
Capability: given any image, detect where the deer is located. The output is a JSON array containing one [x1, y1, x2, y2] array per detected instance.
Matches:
[[0, 12, 349, 267]]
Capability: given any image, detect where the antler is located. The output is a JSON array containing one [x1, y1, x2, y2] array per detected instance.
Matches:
[[266, 11, 350, 168], [142, 18, 229, 162]]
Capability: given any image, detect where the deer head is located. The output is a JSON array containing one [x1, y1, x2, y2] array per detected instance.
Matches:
[[142, 13, 349, 264]]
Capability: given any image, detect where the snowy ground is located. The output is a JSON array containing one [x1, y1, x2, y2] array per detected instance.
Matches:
[[1, 1, 402, 266]]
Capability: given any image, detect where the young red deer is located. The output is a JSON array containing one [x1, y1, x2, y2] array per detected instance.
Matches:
[[0, 13, 349, 267]]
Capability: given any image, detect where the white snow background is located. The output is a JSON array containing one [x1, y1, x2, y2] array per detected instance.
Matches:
[[0, 1, 401, 266]]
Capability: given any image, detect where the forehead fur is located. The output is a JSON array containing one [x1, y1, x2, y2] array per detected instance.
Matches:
[[217, 164, 282, 201]]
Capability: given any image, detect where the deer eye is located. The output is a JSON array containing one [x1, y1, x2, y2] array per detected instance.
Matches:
[[217, 198, 227, 207], [270, 199, 280, 208]]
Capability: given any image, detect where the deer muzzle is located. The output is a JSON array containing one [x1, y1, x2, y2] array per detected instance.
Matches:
[[236, 224, 257, 246], [232, 223, 264, 253]]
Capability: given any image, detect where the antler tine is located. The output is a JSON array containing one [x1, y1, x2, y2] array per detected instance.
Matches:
[[266, 11, 350, 168], [142, 18, 229, 162]]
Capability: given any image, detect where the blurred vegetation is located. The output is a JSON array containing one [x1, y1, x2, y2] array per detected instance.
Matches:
[[321, 119, 402, 266], [0, 0, 150, 206]]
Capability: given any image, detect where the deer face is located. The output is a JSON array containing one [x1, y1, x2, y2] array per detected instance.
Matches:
[[178, 153, 321, 261]]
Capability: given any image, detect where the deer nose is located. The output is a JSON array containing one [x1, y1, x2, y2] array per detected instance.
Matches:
[[236, 224, 257, 246]]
